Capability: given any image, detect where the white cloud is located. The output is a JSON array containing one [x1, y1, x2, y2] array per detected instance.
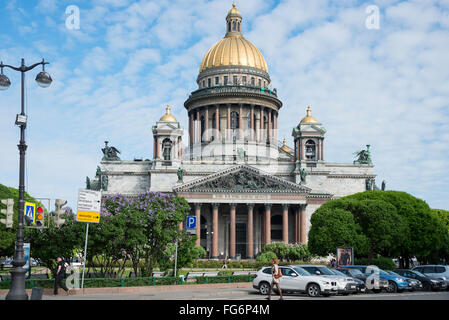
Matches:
[[1, 0, 448, 210]]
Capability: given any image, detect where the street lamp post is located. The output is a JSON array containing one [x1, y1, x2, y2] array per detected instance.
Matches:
[[0, 58, 52, 300]]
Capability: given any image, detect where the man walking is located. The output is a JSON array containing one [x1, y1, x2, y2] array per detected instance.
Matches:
[[267, 258, 283, 300], [53, 257, 70, 296]]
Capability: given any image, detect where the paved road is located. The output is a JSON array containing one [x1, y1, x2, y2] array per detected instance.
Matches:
[[35, 288, 449, 300]]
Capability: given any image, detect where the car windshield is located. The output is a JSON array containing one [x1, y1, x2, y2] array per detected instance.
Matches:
[[387, 271, 401, 276], [379, 270, 392, 276], [412, 271, 427, 278], [293, 267, 312, 276], [316, 267, 336, 275], [349, 269, 363, 276], [330, 269, 346, 276]]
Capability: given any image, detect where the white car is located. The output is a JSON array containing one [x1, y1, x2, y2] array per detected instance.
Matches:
[[296, 264, 359, 295], [253, 265, 339, 297], [413, 265, 449, 289]]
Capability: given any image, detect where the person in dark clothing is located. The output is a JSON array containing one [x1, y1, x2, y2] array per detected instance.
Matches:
[[53, 257, 70, 295]]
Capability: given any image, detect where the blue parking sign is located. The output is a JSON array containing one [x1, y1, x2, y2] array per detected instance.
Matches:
[[186, 216, 196, 229]]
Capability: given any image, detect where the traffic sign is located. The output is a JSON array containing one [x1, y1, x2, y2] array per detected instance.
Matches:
[[76, 189, 101, 223], [186, 216, 196, 229], [25, 202, 36, 225]]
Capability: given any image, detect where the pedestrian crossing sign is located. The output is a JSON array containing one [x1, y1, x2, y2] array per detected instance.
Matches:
[[25, 202, 36, 225]]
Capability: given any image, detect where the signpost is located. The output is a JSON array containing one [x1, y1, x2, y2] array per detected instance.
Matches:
[[25, 202, 35, 225], [186, 216, 196, 234], [76, 189, 101, 289]]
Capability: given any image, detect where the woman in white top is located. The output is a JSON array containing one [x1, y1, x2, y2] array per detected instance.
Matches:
[[267, 257, 283, 300]]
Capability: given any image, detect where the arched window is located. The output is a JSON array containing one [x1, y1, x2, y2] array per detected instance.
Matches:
[[238, 21, 241, 32], [200, 115, 205, 142], [231, 111, 239, 130], [228, 22, 231, 32], [163, 139, 172, 161], [305, 140, 316, 160], [232, 21, 236, 31]]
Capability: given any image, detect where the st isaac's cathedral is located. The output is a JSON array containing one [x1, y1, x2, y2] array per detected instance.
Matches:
[[88, 4, 376, 260]]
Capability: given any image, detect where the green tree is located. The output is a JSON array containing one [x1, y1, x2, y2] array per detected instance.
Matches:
[[0, 183, 45, 258], [25, 210, 85, 272], [160, 233, 206, 275], [345, 191, 448, 267], [101, 192, 191, 276], [308, 205, 369, 257]]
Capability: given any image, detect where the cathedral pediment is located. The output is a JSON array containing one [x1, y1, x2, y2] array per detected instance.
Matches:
[[173, 165, 310, 194]]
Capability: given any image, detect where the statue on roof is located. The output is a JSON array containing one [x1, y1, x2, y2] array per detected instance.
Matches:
[[102, 141, 121, 161], [353, 145, 372, 165]]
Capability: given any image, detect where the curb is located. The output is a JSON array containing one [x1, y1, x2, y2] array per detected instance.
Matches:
[[0, 282, 253, 297]]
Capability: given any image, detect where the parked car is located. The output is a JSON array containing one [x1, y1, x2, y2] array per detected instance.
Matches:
[[412, 265, 449, 290], [395, 269, 448, 291], [70, 258, 83, 268], [337, 267, 388, 292], [384, 270, 422, 291], [295, 264, 358, 295], [253, 265, 339, 297], [1, 259, 13, 268], [343, 265, 410, 293], [329, 268, 366, 293]]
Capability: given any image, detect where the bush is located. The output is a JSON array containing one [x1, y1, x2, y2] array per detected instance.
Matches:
[[355, 256, 395, 270], [256, 251, 277, 263]]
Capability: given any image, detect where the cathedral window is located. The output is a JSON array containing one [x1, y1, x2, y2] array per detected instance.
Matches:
[[242, 76, 247, 84], [231, 111, 239, 130], [251, 77, 255, 86], [233, 75, 238, 84], [202, 80, 205, 88], [208, 78, 211, 87], [224, 76, 228, 85], [200, 115, 205, 142], [163, 139, 172, 161], [215, 76, 219, 85], [305, 140, 316, 160], [258, 79, 262, 87], [232, 21, 236, 31]]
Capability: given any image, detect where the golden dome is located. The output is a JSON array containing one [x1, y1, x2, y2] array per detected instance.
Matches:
[[280, 138, 292, 153], [300, 106, 319, 124], [159, 105, 177, 122], [228, 3, 241, 16], [199, 4, 268, 73]]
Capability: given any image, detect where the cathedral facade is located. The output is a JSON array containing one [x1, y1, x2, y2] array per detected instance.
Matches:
[[91, 5, 375, 260]]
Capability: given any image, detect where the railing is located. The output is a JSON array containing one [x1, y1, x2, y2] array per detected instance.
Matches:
[[0, 275, 255, 290], [188, 84, 278, 99]]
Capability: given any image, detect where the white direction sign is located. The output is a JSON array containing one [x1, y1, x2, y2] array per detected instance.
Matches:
[[76, 189, 102, 223]]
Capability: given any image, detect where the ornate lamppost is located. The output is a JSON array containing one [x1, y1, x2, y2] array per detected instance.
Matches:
[[0, 58, 52, 300]]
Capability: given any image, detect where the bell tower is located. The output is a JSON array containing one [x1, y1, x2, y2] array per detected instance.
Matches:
[[152, 105, 183, 169], [292, 106, 326, 182]]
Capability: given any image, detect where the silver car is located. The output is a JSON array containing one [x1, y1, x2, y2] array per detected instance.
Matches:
[[296, 265, 359, 295]]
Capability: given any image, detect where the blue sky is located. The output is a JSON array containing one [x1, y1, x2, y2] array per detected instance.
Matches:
[[1, 0, 448, 211]]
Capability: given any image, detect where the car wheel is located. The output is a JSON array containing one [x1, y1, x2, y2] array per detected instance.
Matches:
[[386, 281, 398, 293], [259, 282, 270, 295], [306, 283, 321, 297], [423, 283, 431, 291]]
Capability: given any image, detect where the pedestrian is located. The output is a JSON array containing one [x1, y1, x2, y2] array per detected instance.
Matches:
[[267, 257, 283, 300], [53, 256, 70, 296]]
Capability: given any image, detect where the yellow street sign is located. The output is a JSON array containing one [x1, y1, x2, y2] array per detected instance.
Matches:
[[25, 202, 36, 225], [76, 211, 100, 223]]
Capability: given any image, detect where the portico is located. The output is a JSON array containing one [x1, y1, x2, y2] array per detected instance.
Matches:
[[174, 165, 309, 259]]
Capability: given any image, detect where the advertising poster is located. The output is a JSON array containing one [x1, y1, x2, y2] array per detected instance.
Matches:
[[337, 247, 353, 267]]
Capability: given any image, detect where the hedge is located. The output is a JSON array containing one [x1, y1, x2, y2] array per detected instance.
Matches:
[[0, 275, 253, 290]]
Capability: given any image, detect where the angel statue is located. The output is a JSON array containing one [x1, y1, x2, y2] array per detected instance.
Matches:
[[299, 167, 307, 184], [177, 167, 184, 182], [353, 145, 372, 165], [102, 141, 121, 161]]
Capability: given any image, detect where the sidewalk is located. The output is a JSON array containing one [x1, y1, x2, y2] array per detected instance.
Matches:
[[0, 282, 253, 298]]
